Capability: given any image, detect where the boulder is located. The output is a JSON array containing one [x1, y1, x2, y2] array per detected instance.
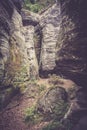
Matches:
[[37, 86, 68, 120]]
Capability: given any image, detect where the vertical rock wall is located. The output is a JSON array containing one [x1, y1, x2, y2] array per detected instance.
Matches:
[[56, 0, 87, 87], [0, 0, 29, 88], [22, 10, 39, 79], [0, 0, 12, 84], [55, 0, 87, 121], [0, 0, 30, 109], [9, 9, 29, 86], [1, 0, 87, 88], [24, 25, 39, 78], [39, 3, 61, 75]]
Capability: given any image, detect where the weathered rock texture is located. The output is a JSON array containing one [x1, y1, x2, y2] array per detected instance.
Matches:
[[39, 3, 61, 74], [0, 1, 87, 125], [56, 0, 87, 88], [0, 0, 13, 84], [24, 25, 39, 78], [55, 0, 87, 123], [37, 86, 68, 120], [0, 0, 29, 88], [22, 9, 39, 78], [0, 0, 29, 109]]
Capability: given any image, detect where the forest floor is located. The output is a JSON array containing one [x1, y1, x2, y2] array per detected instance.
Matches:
[[0, 77, 74, 130], [0, 78, 51, 130]]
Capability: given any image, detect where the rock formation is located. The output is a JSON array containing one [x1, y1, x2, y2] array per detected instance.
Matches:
[[0, 0, 29, 109], [0, 1, 87, 128], [39, 3, 61, 75], [22, 9, 39, 78], [55, 0, 87, 123], [37, 86, 68, 120], [56, 0, 87, 88]]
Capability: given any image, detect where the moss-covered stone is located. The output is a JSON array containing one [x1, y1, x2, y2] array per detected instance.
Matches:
[[37, 86, 69, 121]]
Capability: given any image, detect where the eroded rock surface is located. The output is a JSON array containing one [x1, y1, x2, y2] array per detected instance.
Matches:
[[24, 25, 39, 78], [0, 0, 29, 109], [55, 0, 87, 123], [0, 1, 87, 128], [39, 3, 61, 74], [22, 9, 39, 78], [56, 0, 87, 87]]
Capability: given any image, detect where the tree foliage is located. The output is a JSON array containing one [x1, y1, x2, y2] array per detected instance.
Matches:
[[24, 0, 55, 13]]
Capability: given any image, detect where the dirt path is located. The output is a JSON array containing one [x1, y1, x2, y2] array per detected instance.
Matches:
[[0, 79, 50, 130], [0, 93, 49, 130], [0, 93, 33, 130]]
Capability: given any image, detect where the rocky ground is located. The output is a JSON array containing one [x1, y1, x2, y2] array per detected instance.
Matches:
[[0, 77, 77, 130], [0, 78, 52, 130]]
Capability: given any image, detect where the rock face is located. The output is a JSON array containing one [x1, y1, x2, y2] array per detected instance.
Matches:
[[0, 0, 29, 88], [24, 25, 39, 78], [55, 0, 87, 123], [22, 9, 39, 78], [39, 3, 61, 75], [56, 0, 87, 88], [0, 0, 29, 109], [0, 0, 13, 84], [0, 0, 87, 124]]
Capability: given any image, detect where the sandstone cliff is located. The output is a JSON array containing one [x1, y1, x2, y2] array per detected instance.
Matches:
[[56, 0, 87, 88], [39, 3, 61, 75], [22, 9, 39, 79], [0, 0, 29, 109]]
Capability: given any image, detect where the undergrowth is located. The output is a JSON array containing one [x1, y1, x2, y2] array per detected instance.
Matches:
[[42, 119, 73, 130], [24, 0, 55, 13], [25, 105, 43, 125]]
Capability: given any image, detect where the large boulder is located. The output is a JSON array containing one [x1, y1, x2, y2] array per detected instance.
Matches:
[[37, 87, 68, 120]]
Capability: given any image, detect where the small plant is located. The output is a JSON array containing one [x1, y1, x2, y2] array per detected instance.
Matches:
[[38, 84, 46, 92], [24, 0, 55, 13], [24, 0, 43, 13], [3, 35, 29, 90], [29, 78, 37, 85], [25, 106, 36, 122], [25, 105, 43, 125]]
